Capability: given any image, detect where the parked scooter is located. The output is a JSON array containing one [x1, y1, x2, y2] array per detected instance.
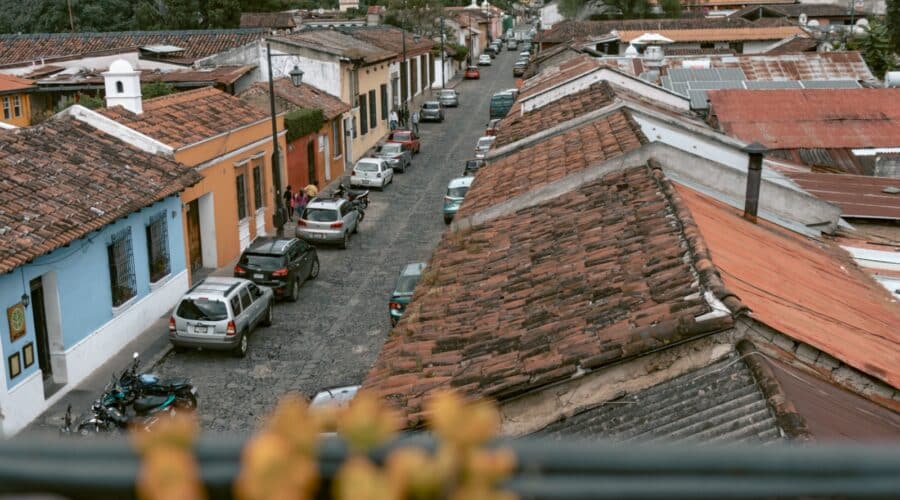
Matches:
[[333, 183, 370, 209], [62, 385, 178, 436], [118, 353, 198, 410]]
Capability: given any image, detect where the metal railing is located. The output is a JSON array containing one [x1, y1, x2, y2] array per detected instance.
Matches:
[[2, 433, 899, 499]]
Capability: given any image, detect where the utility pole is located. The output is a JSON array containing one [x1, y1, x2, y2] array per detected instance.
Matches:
[[66, 0, 75, 32], [440, 14, 446, 89]]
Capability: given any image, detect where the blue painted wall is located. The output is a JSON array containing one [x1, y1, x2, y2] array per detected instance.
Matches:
[[0, 196, 186, 389]]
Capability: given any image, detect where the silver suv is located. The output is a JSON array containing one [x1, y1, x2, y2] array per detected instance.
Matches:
[[296, 198, 361, 249], [168, 277, 274, 357]]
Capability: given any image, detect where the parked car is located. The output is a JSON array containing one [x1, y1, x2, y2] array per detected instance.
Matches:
[[489, 92, 515, 119], [463, 158, 486, 176], [420, 100, 445, 122], [513, 62, 527, 77], [438, 89, 459, 107], [504, 88, 520, 100], [443, 176, 474, 224], [474, 135, 496, 159], [478, 54, 492, 66], [386, 129, 421, 154], [233, 237, 318, 302], [309, 385, 359, 409], [508, 39, 518, 50], [519, 50, 532, 61], [169, 277, 273, 357], [374, 142, 412, 173], [296, 197, 361, 249], [389, 262, 426, 326], [464, 66, 480, 79], [485, 118, 502, 136], [350, 158, 393, 190]]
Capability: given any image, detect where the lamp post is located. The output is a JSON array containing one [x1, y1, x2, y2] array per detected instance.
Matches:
[[440, 14, 446, 89], [266, 41, 304, 236]]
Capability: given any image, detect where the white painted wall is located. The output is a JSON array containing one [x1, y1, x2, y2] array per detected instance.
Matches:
[[0, 52, 184, 77], [263, 46, 344, 100], [540, 3, 563, 30], [199, 192, 217, 268]]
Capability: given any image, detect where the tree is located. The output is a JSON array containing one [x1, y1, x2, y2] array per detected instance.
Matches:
[[141, 82, 176, 99], [660, 0, 682, 18], [859, 20, 897, 79], [558, 0, 586, 19], [888, 0, 900, 53]]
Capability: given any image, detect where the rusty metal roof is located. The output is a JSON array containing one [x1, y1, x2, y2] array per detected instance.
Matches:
[[785, 171, 900, 220]]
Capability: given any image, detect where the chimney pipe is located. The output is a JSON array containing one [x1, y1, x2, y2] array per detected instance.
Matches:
[[742, 142, 767, 223]]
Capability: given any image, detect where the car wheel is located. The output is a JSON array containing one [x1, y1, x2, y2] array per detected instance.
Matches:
[[444, 216, 452, 225], [234, 333, 248, 358], [262, 303, 274, 326], [309, 257, 319, 280], [172, 344, 186, 354], [289, 276, 300, 302], [352, 219, 359, 234], [339, 231, 349, 249]]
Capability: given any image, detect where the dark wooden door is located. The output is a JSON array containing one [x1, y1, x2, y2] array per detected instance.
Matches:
[[187, 199, 202, 271], [30, 277, 52, 380], [307, 140, 316, 186]]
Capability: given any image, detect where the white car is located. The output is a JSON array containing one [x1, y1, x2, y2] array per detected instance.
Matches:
[[350, 158, 393, 190], [474, 135, 496, 159], [478, 54, 492, 66]]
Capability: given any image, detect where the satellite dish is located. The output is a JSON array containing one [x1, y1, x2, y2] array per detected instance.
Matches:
[[798, 13, 808, 25]]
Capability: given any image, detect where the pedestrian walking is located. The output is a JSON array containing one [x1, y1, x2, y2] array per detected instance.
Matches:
[[304, 180, 319, 198], [411, 110, 420, 134], [399, 107, 409, 128], [389, 109, 399, 130], [283, 185, 293, 220], [293, 189, 308, 220]]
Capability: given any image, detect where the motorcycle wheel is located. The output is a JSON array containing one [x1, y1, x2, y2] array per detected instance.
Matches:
[[177, 393, 198, 411]]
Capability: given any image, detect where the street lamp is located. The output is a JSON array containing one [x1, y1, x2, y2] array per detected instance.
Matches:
[[266, 41, 304, 236]]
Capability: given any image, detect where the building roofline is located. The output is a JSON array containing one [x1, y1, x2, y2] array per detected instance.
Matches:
[[62, 104, 174, 156]]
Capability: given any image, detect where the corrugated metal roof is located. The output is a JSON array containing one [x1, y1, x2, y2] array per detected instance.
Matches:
[[536, 352, 784, 444], [785, 171, 900, 220], [668, 67, 747, 82], [798, 79, 861, 88], [744, 80, 802, 89]]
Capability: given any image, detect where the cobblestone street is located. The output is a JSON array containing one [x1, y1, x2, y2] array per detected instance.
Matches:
[[152, 52, 519, 432]]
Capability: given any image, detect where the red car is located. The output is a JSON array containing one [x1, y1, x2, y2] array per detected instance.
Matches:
[[485, 118, 502, 136], [464, 66, 480, 79], [386, 129, 421, 154]]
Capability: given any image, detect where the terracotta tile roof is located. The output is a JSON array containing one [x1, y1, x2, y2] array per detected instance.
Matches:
[[38, 65, 256, 88], [536, 352, 784, 443], [367, 5, 386, 15], [763, 35, 821, 54], [677, 185, 900, 390], [783, 171, 900, 220], [100, 87, 270, 149], [239, 12, 297, 29], [536, 17, 790, 44], [240, 78, 350, 120], [0, 115, 201, 275], [0, 74, 34, 93], [517, 54, 603, 100], [363, 163, 742, 426], [733, 3, 852, 18], [279, 29, 396, 64], [617, 26, 806, 43], [340, 26, 434, 59], [0, 29, 266, 67], [707, 89, 900, 149], [461, 109, 648, 215], [697, 0, 795, 5], [494, 81, 617, 148]]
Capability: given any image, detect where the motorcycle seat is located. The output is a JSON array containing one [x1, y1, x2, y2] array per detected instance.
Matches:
[[346, 188, 368, 197], [165, 377, 191, 390], [133, 395, 170, 413]]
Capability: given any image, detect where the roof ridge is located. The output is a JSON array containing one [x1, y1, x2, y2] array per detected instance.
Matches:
[[0, 28, 267, 40]]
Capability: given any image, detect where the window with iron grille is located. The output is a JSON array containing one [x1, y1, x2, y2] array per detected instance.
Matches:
[[359, 94, 368, 135], [368, 89, 376, 129], [107, 228, 136, 307], [380, 84, 388, 120], [253, 165, 264, 210], [146, 212, 170, 283], [12, 96, 21, 117], [332, 120, 342, 157], [236, 174, 247, 220], [2, 97, 9, 120]]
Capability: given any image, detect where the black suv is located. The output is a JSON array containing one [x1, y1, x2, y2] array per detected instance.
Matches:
[[234, 237, 319, 302], [463, 159, 485, 176]]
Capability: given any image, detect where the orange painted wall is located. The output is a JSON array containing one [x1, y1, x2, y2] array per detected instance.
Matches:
[[285, 117, 345, 190], [177, 118, 287, 279], [0, 93, 32, 127]]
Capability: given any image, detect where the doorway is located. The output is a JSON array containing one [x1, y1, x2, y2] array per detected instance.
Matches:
[[307, 140, 316, 186], [186, 199, 202, 272], [30, 277, 52, 383]]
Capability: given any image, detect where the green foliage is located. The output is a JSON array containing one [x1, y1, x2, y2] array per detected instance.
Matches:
[[141, 82, 176, 100], [55, 93, 103, 112], [888, 0, 900, 53], [859, 20, 897, 79], [447, 43, 468, 62], [558, 0, 585, 19], [284, 108, 325, 142], [605, 0, 650, 19], [660, 0, 682, 18]]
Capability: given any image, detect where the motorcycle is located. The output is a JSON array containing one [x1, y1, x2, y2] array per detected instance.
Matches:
[[62, 384, 179, 436], [333, 183, 370, 209], [118, 353, 198, 410]]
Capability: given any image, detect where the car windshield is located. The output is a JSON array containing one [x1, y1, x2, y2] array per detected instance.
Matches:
[[394, 275, 421, 295], [447, 186, 470, 198], [177, 298, 228, 321], [466, 160, 482, 168], [303, 208, 339, 222], [477, 137, 495, 148], [378, 144, 403, 154], [439, 90, 455, 97], [355, 162, 380, 172], [392, 132, 411, 141], [239, 253, 285, 269], [423, 102, 440, 109]]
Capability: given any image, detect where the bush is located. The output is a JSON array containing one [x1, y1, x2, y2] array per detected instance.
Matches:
[[284, 108, 325, 142], [447, 43, 468, 62], [141, 82, 176, 99]]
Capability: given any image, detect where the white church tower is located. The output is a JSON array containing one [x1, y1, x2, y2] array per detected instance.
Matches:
[[102, 59, 143, 114]]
